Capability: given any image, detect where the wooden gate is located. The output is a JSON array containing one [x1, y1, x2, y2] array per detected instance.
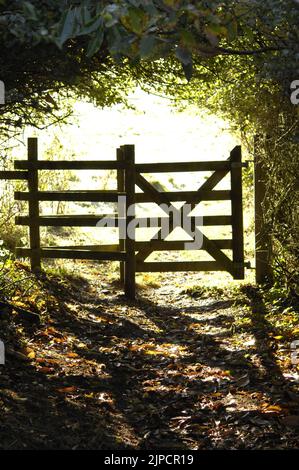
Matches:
[[0, 138, 249, 298]]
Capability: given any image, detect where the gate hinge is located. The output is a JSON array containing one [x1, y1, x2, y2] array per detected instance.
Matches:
[[231, 162, 249, 168], [235, 262, 251, 269]]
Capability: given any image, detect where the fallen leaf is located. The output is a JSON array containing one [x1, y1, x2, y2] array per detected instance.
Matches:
[[145, 349, 163, 356], [66, 352, 79, 358], [56, 386, 77, 394], [38, 367, 55, 374], [283, 373, 299, 383], [22, 347, 36, 359], [36, 358, 59, 365], [27, 351, 36, 359], [235, 374, 250, 388], [53, 337, 66, 344], [262, 404, 284, 413]]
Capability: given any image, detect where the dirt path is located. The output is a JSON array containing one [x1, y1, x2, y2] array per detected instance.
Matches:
[[0, 264, 299, 449]]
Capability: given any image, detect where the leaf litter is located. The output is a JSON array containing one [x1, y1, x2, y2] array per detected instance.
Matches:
[[0, 263, 299, 449]]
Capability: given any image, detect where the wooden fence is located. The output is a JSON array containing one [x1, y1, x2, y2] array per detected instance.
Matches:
[[0, 137, 250, 299]]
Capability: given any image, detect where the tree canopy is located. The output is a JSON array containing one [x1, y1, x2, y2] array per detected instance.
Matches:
[[1, 0, 298, 135], [0, 0, 298, 292]]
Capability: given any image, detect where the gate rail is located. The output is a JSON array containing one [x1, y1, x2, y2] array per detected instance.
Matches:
[[0, 137, 250, 298]]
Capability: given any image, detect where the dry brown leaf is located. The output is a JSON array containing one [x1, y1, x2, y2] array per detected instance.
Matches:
[[21, 347, 36, 359], [38, 367, 55, 374], [53, 337, 66, 344], [56, 386, 77, 394], [36, 358, 59, 365], [66, 352, 79, 358], [262, 404, 284, 413]]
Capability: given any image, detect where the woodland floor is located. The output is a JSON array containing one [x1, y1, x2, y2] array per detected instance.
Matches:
[[0, 261, 299, 450]]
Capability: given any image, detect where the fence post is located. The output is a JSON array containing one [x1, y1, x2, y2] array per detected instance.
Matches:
[[230, 145, 245, 279], [123, 145, 136, 299], [254, 137, 271, 283], [117, 147, 125, 285], [27, 137, 41, 271]]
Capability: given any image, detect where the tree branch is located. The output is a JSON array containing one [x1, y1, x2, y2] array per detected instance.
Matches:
[[216, 46, 281, 56]]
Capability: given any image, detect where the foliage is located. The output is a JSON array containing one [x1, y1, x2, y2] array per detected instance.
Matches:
[[0, 0, 298, 292], [1, 265, 299, 449], [0, 134, 80, 251], [2, 1, 299, 136], [0, 258, 38, 304], [0, 144, 27, 251], [38, 135, 79, 215], [0, 0, 134, 139], [124, 2, 299, 294]]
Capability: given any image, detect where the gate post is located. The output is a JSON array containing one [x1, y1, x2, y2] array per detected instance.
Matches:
[[27, 137, 41, 271], [117, 147, 125, 285], [254, 137, 271, 283], [230, 145, 245, 279], [123, 145, 136, 299]]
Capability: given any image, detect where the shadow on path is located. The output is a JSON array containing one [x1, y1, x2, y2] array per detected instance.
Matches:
[[0, 271, 298, 449]]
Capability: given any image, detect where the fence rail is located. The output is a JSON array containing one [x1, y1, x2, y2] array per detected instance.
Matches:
[[14, 160, 128, 170], [14, 190, 125, 202], [15, 215, 233, 227], [16, 248, 126, 261], [135, 161, 247, 172], [0, 171, 28, 180], [1, 137, 249, 298]]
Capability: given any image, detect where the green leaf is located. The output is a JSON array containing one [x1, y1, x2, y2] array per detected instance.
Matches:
[[78, 13, 103, 36], [86, 30, 104, 58], [139, 35, 155, 57], [226, 19, 238, 42], [204, 28, 219, 47], [180, 30, 196, 48], [175, 47, 192, 66], [22, 2, 37, 21], [58, 8, 78, 47], [182, 61, 193, 82], [127, 7, 147, 34]]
